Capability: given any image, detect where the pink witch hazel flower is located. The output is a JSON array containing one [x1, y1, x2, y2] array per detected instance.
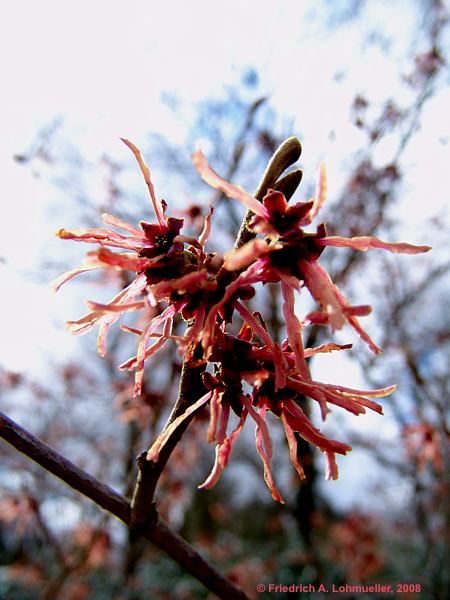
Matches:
[[53, 138, 217, 396], [54, 137, 431, 503], [186, 148, 430, 500]]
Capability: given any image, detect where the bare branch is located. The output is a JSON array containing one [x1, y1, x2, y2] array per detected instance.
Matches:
[[0, 410, 249, 600]]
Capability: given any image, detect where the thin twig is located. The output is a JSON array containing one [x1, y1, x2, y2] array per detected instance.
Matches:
[[0, 411, 130, 522], [0, 411, 249, 600]]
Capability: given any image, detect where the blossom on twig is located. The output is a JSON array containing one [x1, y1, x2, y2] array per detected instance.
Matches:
[[54, 138, 431, 501]]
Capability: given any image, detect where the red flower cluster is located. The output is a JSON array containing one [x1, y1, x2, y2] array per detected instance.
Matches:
[[54, 139, 430, 502]]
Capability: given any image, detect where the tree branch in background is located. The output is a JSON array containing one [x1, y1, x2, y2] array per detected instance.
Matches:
[[0, 411, 249, 600]]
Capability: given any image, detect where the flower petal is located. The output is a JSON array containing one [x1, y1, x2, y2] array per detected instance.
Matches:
[[199, 206, 214, 247], [281, 282, 310, 379], [304, 342, 353, 357], [101, 213, 143, 236], [318, 235, 431, 254], [192, 150, 270, 219], [298, 259, 346, 330], [56, 227, 148, 253], [306, 162, 327, 223], [199, 408, 247, 490], [224, 239, 270, 271], [120, 138, 166, 229], [243, 396, 285, 503], [133, 317, 173, 396], [146, 391, 213, 462], [51, 259, 105, 292], [325, 451, 339, 480], [280, 413, 306, 479], [150, 271, 210, 302], [283, 399, 351, 455]]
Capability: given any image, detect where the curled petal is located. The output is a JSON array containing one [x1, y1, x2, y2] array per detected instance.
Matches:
[[120, 324, 142, 335], [287, 376, 385, 416], [280, 413, 305, 479], [192, 150, 270, 219], [325, 451, 339, 480], [150, 271, 210, 302], [66, 272, 148, 339], [207, 389, 223, 443], [307, 162, 327, 223], [95, 247, 159, 271], [320, 381, 396, 398], [299, 259, 381, 353], [304, 342, 353, 358], [281, 282, 310, 379], [86, 300, 145, 313], [133, 318, 173, 396], [51, 258, 105, 292], [56, 227, 148, 253], [298, 259, 346, 330], [199, 408, 247, 490], [118, 303, 179, 371]]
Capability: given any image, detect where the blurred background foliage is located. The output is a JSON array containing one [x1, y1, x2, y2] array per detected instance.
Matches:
[[1, 1, 449, 598]]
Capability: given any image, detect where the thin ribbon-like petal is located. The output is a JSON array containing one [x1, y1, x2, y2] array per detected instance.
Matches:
[[223, 239, 270, 271], [283, 399, 351, 455], [242, 396, 285, 503], [280, 412, 306, 479], [199, 408, 247, 490], [306, 162, 327, 223], [146, 391, 213, 462], [51, 259, 106, 292], [317, 235, 431, 254], [281, 282, 310, 379], [120, 138, 166, 229], [101, 213, 143, 236], [192, 150, 270, 219]]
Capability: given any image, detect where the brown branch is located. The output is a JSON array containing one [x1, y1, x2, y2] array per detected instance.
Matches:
[[0, 411, 130, 523], [0, 410, 249, 600], [130, 343, 207, 524]]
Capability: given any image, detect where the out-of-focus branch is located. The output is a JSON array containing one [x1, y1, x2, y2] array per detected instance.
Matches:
[[0, 411, 249, 600], [0, 411, 130, 522], [42, 522, 108, 600]]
